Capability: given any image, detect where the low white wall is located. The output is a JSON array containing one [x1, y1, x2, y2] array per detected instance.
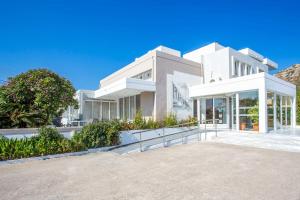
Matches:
[[0, 127, 82, 139], [1, 127, 198, 145]]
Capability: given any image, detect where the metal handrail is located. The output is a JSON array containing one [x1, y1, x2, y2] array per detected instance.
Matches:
[[132, 120, 219, 152]]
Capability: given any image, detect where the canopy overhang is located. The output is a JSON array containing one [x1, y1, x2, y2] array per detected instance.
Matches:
[[189, 73, 296, 98], [95, 78, 156, 100]]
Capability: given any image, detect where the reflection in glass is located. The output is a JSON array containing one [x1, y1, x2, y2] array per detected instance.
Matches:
[[214, 98, 226, 124], [206, 99, 213, 123], [239, 91, 259, 131], [267, 92, 274, 130]]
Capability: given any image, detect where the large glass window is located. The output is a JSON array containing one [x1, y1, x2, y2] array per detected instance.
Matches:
[[124, 97, 130, 120], [110, 102, 117, 120], [119, 98, 123, 119], [102, 102, 110, 120], [287, 97, 291, 126], [206, 99, 213, 123], [276, 95, 281, 129], [267, 92, 274, 130], [239, 91, 259, 131], [83, 101, 93, 120], [130, 96, 135, 119], [214, 98, 226, 124], [119, 95, 140, 120], [231, 95, 236, 129], [136, 94, 141, 112], [193, 100, 197, 118]]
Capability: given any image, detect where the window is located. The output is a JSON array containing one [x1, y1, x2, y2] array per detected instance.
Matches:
[[124, 97, 130, 120], [136, 94, 141, 112], [102, 102, 110, 120], [214, 98, 226, 124], [119, 98, 123, 119], [233, 59, 252, 77], [193, 100, 197, 118], [251, 66, 256, 74], [246, 65, 251, 75], [239, 91, 259, 131], [240, 63, 245, 76], [206, 99, 213, 123], [234, 61, 239, 76], [119, 95, 140, 120], [110, 102, 117, 119]]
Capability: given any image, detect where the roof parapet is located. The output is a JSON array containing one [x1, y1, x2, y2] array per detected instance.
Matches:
[[239, 48, 264, 61], [263, 58, 278, 69]]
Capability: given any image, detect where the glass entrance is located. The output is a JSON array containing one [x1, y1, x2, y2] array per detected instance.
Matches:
[[200, 97, 227, 125]]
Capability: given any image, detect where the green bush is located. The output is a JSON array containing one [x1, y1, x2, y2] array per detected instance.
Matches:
[[144, 118, 161, 129], [132, 110, 146, 129], [72, 120, 121, 149], [178, 116, 198, 126], [163, 113, 178, 127], [0, 127, 86, 161], [0, 122, 121, 161]]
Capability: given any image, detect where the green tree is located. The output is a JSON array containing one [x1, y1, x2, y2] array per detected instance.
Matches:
[[0, 69, 78, 128]]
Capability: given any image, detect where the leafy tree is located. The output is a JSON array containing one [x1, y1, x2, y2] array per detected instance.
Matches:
[[0, 69, 78, 128]]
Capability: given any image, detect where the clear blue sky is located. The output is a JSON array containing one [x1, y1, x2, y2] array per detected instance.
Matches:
[[0, 0, 299, 90]]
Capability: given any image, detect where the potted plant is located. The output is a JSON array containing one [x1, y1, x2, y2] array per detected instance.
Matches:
[[240, 121, 247, 130], [248, 105, 259, 132]]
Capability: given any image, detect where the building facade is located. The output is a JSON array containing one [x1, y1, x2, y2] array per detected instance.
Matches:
[[63, 42, 296, 133]]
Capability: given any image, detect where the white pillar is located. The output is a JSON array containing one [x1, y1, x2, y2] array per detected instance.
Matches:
[[197, 99, 201, 122], [212, 98, 215, 125], [236, 93, 239, 131], [259, 88, 268, 133], [280, 96, 283, 128], [292, 96, 296, 128], [273, 93, 277, 131], [226, 97, 230, 128], [285, 97, 288, 126], [116, 99, 120, 119]]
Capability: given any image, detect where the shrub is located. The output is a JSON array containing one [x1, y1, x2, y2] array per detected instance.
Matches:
[[120, 120, 135, 130], [144, 118, 160, 129], [72, 121, 121, 149], [132, 110, 146, 129], [179, 116, 198, 126], [163, 113, 178, 127], [0, 121, 122, 161]]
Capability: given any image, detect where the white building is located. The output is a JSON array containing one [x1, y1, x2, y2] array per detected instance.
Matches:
[[63, 42, 296, 133]]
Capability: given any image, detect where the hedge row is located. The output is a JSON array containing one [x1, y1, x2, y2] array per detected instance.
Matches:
[[0, 121, 121, 161]]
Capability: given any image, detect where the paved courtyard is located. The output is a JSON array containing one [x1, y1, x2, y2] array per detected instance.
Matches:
[[1, 142, 300, 200]]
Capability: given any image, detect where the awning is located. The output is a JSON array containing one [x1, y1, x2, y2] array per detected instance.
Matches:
[[95, 78, 156, 99], [189, 73, 296, 98]]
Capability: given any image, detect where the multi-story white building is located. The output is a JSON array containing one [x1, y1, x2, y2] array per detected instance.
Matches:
[[63, 42, 296, 133]]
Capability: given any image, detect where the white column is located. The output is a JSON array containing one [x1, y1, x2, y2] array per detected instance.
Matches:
[[226, 97, 230, 128], [116, 99, 120, 119], [292, 96, 296, 128], [212, 98, 215, 125], [259, 88, 268, 133], [285, 97, 288, 126], [280, 96, 282, 128], [236, 93, 239, 131], [197, 99, 201, 122], [273, 93, 277, 131]]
